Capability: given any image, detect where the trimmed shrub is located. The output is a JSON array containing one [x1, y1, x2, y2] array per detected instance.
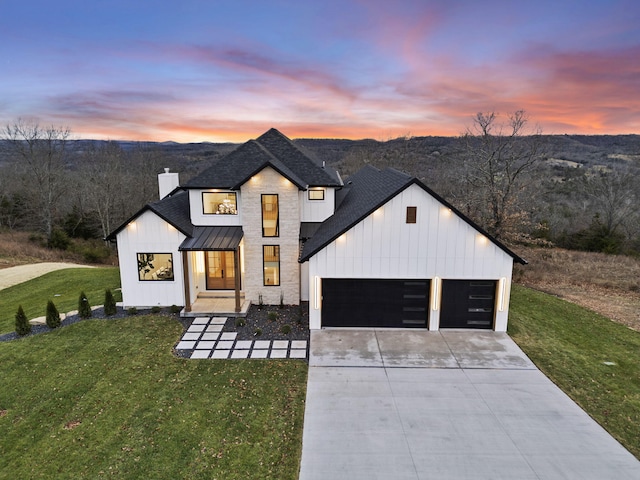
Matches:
[[46, 300, 61, 329], [15, 305, 31, 336], [235, 317, 246, 327], [104, 289, 117, 316], [48, 228, 71, 250], [151, 306, 162, 314], [127, 307, 138, 316], [78, 291, 92, 319], [169, 305, 181, 314], [280, 324, 291, 335]]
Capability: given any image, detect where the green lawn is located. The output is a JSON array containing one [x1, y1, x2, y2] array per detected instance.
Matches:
[[0, 268, 121, 334], [0, 316, 308, 479], [509, 284, 640, 459]]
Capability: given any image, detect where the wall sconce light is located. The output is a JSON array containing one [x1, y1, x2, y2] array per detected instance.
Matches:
[[314, 276, 321, 310], [431, 276, 441, 311], [497, 277, 507, 312]]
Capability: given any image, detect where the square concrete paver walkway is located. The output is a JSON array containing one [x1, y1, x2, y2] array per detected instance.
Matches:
[[299, 330, 640, 480], [174, 316, 308, 360]]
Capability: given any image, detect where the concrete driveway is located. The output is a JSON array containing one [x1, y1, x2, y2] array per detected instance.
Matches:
[[299, 330, 640, 480]]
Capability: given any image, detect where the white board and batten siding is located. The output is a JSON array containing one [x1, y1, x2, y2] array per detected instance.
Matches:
[[188, 189, 243, 227], [116, 210, 186, 308], [307, 184, 515, 331], [299, 187, 335, 222]]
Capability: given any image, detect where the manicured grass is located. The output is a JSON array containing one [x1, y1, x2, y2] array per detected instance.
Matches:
[[0, 316, 308, 479], [0, 268, 121, 334], [509, 284, 640, 459]]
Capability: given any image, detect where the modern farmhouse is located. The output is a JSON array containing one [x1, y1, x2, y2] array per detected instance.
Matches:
[[107, 128, 526, 331]]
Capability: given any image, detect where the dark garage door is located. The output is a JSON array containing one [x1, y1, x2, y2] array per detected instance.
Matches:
[[440, 280, 496, 329], [322, 279, 430, 328]]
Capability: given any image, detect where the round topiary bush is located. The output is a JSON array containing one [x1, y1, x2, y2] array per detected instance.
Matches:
[[280, 324, 291, 335]]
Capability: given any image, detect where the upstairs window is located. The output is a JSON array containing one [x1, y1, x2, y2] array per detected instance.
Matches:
[[261, 194, 279, 237], [406, 206, 417, 224], [308, 188, 325, 200], [203, 192, 237, 215]]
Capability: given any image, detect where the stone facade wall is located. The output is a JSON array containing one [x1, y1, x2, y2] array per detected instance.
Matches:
[[240, 167, 300, 305]]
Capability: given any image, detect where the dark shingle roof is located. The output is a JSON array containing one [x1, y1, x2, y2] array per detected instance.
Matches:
[[299, 165, 527, 265], [105, 190, 193, 240], [300, 165, 412, 261], [184, 128, 341, 189]]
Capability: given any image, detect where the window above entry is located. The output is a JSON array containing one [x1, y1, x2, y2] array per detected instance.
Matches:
[[203, 192, 237, 215]]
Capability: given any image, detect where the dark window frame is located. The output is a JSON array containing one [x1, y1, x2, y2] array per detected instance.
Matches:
[[262, 245, 281, 286], [261, 194, 280, 237], [202, 191, 238, 215], [406, 206, 417, 224], [308, 188, 325, 200], [137, 252, 174, 281]]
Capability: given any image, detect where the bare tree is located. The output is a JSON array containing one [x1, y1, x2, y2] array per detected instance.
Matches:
[[78, 141, 127, 239], [3, 120, 71, 242], [459, 110, 545, 240], [581, 168, 639, 238]]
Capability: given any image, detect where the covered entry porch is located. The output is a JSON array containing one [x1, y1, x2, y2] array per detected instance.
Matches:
[[179, 226, 249, 316]]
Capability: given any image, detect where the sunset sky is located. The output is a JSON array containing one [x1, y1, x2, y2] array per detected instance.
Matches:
[[1, 0, 639, 142]]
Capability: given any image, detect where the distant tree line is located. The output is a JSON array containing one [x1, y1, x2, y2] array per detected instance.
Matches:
[[1, 115, 639, 257], [0, 120, 173, 252]]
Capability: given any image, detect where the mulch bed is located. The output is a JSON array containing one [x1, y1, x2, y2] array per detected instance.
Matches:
[[2, 303, 310, 346]]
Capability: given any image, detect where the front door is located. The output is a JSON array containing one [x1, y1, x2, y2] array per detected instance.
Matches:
[[206, 251, 236, 290]]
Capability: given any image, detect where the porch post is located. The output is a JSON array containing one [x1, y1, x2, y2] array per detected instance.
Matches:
[[234, 248, 241, 313], [182, 251, 192, 312]]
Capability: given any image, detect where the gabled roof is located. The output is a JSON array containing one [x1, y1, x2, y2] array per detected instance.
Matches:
[[184, 128, 342, 190], [105, 189, 193, 241], [299, 165, 527, 265]]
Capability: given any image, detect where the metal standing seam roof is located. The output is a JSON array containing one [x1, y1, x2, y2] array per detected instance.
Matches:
[[179, 226, 243, 251]]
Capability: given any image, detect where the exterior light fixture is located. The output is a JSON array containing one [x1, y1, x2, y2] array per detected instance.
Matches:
[[314, 276, 321, 310], [431, 276, 441, 311], [497, 277, 507, 312]]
